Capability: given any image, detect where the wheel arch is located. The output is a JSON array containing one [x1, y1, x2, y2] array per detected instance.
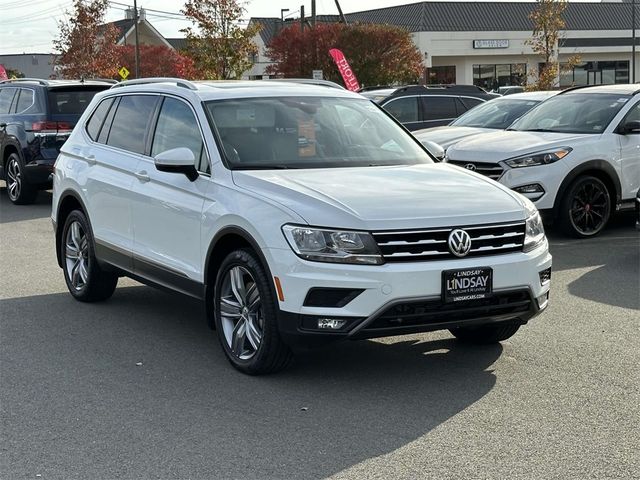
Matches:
[[552, 160, 622, 219], [55, 190, 91, 268]]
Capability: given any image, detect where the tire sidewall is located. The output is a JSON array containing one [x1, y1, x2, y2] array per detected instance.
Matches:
[[6, 153, 30, 204], [213, 249, 280, 373], [61, 210, 98, 300], [560, 175, 611, 238]]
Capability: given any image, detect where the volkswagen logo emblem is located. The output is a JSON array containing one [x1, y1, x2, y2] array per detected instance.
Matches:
[[448, 229, 472, 257], [464, 163, 477, 171]]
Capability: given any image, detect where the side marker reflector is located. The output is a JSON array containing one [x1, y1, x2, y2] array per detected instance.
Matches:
[[274, 276, 285, 302]]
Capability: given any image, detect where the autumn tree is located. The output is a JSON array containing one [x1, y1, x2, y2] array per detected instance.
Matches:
[[53, 0, 120, 79], [115, 45, 198, 80], [181, 0, 260, 79], [526, 0, 580, 90], [265, 23, 423, 87]]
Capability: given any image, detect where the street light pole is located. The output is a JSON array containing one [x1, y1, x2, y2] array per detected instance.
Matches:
[[133, 0, 140, 79]]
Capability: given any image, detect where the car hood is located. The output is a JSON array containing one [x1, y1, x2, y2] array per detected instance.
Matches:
[[447, 130, 594, 162], [413, 126, 494, 149], [233, 164, 526, 231]]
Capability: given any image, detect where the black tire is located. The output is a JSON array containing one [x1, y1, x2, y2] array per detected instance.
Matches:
[[213, 248, 293, 375], [450, 323, 521, 344], [5, 153, 37, 205], [60, 210, 118, 302], [557, 175, 611, 238]]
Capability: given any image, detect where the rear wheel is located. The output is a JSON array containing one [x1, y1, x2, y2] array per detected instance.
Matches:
[[213, 249, 292, 375], [450, 323, 520, 344], [5, 153, 37, 205], [61, 210, 118, 302], [558, 175, 611, 238]]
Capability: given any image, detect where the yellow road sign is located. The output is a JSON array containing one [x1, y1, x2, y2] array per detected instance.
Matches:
[[118, 66, 130, 80]]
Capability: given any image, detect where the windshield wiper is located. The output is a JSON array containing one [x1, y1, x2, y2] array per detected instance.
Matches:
[[519, 128, 559, 133]]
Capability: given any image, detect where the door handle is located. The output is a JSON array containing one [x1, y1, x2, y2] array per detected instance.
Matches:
[[134, 170, 150, 182]]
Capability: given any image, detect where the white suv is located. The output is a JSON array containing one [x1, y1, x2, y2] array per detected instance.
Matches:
[[445, 84, 640, 237], [51, 78, 552, 374]]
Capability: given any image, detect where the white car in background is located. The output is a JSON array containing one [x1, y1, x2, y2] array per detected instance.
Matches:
[[413, 91, 557, 152], [446, 84, 640, 238]]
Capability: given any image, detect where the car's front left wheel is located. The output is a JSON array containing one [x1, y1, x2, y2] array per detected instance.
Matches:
[[213, 249, 292, 375], [61, 210, 118, 302]]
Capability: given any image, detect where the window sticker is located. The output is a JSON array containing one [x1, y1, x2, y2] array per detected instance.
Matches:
[[298, 119, 316, 157]]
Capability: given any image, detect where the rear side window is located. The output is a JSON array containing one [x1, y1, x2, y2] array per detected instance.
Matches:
[[107, 95, 158, 154], [0, 88, 17, 114], [422, 97, 457, 121], [48, 88, 105, 115], [384, 97, 419, 123], [16, 89, 35, 113], [151, 97, 208, 173], [461, 97, 484, 111], [86, 98, 114, 141]]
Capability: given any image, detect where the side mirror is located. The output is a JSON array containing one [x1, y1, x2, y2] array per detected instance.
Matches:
[[154, 147, 199, 181], [420, 140, 445, 162], [618, 120, 640, 135], [0, 122, 6, 130]]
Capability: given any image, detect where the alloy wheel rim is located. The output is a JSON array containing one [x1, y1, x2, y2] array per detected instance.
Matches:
[[64, 221, 89, 291], [219, 266, 264, 360], [570, 181, 609, 235], [6, 158, 21, 201]]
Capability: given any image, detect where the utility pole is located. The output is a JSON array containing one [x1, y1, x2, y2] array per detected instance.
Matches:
[[133, 0, 140, 79], [300, 5, 305, 32], [633, 0, 637, 83], [334, 0, 347, 25], [311, 0, 316, 28], [280, 8, 289, 34]]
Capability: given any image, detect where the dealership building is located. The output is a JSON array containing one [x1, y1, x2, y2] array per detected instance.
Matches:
[[248, 1, 640, 88]]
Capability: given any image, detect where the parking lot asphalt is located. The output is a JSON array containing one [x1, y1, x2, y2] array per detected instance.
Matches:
[[1, 188, 638, 480]]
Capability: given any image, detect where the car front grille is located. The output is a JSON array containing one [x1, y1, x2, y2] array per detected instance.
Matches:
[[447, 160, 504, 180], [360, 290, 532, 333], [373, 221, 526, 262]]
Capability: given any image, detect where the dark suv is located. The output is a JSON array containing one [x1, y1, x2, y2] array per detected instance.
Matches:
[[0, 78, 113, 204], [361, 84, 497, 131]]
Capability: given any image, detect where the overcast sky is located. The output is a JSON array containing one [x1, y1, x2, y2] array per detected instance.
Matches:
[[0, 0, 600, 55]]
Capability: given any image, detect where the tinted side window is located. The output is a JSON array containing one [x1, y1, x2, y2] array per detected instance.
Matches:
[[16, 89, 35, 113], [0, 88, 17, 114], [422, 97, 457, 121], [107, 95, 158, 154], [461, 97, 484, 111], [151, 97, 207, 172], [384, 97, 419, 123], [455, 98, 469, 116], [85, 98, 114, 141]]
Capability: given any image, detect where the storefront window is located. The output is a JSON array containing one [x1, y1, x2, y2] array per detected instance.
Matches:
[[425, 66, 456, 85], [559, 61, 629, 87], [473, 64, 526, 91]]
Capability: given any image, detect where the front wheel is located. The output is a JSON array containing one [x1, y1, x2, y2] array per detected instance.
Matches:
[[213, 249, 292, 375], [449, 323, 520, 344], [61, 210, 118, 302], [558, 175, 611, 238]]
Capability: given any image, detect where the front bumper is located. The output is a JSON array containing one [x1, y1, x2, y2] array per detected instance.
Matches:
[[265, 242, 551, 347]]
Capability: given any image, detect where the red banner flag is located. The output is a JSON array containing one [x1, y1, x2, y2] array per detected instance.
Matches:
[[329, 49, 360, 92], [0, 65, 8, 81]]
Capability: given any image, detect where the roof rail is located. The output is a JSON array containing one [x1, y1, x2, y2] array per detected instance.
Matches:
[[0, 78, 50, 86], [110, 77, 198, 90], [266, 78, 346, 90], [82, 78, 118, 84]]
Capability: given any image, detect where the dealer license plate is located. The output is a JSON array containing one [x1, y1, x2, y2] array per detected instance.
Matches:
[[442, 267, 493, 303]]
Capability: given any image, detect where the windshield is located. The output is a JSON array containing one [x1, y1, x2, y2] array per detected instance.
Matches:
[[451, 98, 541, 129], [510, 93, 630, 134], [205, 96, 433, 169]]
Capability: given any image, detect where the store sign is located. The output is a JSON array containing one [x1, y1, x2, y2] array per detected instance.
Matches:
[[473, 40, 509, 49]]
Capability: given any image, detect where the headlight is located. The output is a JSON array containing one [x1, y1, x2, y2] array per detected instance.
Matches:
[[523, 209, 546, 253], [504, 148, 572, 168], [282, 225, 383, 265]]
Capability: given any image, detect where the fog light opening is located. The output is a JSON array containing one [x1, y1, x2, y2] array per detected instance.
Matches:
[[317, 318, 347, 330], [536, 292, 549, 310], [539, 267, 552, 285], [514, 184, 545, 201]]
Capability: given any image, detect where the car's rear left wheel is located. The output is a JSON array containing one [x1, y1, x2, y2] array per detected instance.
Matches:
[[213, 249, 292, 375], [61, 210, 118, 302], [5, 153, 37, 205]]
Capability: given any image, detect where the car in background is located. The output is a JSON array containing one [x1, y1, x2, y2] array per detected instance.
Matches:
[[496, 86, 525, 96], [413, 91, 558, 151], [445, 84, 640, 238], [0, 78, 114, 204], [360, 84, 496, 131]]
